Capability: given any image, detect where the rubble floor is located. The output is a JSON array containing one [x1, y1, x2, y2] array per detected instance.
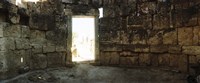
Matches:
[[1, 64, 187, 83]]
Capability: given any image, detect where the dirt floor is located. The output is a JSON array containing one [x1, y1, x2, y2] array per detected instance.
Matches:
[[1, 64, 187, 83]]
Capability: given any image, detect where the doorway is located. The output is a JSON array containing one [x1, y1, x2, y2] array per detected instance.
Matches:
[[71, 16, 95, 62]]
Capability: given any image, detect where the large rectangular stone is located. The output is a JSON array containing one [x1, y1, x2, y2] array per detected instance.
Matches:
[[47, 52, 65, 67], [163, 28, 177, 45], [110, 52, 119, 65], [4, 25, 21, 37], [21, 25, 30, 38], [0, 22, 9, 37], [182, 46, 200, 55], [43, 45, 55, 53], [30, 54, 47, 69], [178, 27, 193, 45], [150, 45, 168, 53], [139, 53, 151, 66], [178, 54, 188, 73], [0, 38, 15, 51], [168, 45, 181, 53], [15, 38, 30, 50], [158, 54, 170, 66]]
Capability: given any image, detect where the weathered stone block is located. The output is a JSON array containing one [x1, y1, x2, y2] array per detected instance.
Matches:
[[15, 38, 30, 50], [182, 46, 200, 55], [150, 54, 158, 66], [43, 45, 55, 53], [30, 30, 46, 45], [0, 51, 7, 72], [0, 38, 15, 51], [56, 46, 66, 52], [178, 27, 193, 45], [150, 45, 168, 53], [120, 56, 138, 66], [4, 25, 21, 37], [168, 45, 181, 53], [158, 54, 170, 66], [139, 53, 151, 66], [31, 44, 43, 53], [47, 53, 65, 67], [29, 14, 54, 30], [21, 25, 30, 38], [178, 54, 188, 73], [30, 54, 47, 69], [189, 55, 197, 64], [110, 52, 119, 65], [100, 52, 110, 65], [169, 54, 178, 67], [30, 30, 45, 39], [13, 50, 27, 67], [0, 22, 9, 37], [153, 14, 170, 29], [193, 27, 200, 45], [9, 14, 20, 24], [163, 28, 177, 45], [134, 45, 149, 52], [148, 33, 163, 45], [62, 0, 73, 3], [100, 44, 122, 52]]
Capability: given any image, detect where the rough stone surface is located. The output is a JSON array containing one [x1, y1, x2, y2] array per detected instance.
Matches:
[[30, 54, 47, 69], [182, 46, 200, 55]]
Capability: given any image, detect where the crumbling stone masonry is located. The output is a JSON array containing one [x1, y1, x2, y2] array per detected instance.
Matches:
[[0, 0, 200, 80]]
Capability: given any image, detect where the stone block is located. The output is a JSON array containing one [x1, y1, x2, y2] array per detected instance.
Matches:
[[9, 14, 20, 24], [178, 27, 193, 45], [168, 45, 181, 53], [13, 50, 26, 67], [169, 54, 178, 67], [100, 52, 111, 65], [15, 38, 30, 50], [153, 14, 170, 29], [29, 14, 54, 30], [163, 28, 177, 45], [139, 53, 151, 66], [0, 22, 9, 37], [21, 25, 30, 38], [148, 32, 163, 45], [178, 54, 188, 73], [0, 38, 15, 51], [150, 45, 168, 53], [62, 0, 73, 3], [158, 54, 170, 66], [30, 54, 47, 69], [4, 25, 21, 37], [43, 45, 55, 53], [31, 44, 43, 53], [120, 56, 138, 66], [56, 46, 66, 52], [134, 45, 149, 52], [110, 52, 119, 65], [150, 54, 158, 66], [0, 51, 7, 72], [30, 30, 45, 39], [47, 53, 65, 67], [193, 27, 200, 45], [182, 46, 200, 55], [189, 55, 197, 64], [100, 44, 122, 52]]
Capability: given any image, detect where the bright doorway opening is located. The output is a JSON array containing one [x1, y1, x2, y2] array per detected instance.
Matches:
[[71, 16, 95, 62]]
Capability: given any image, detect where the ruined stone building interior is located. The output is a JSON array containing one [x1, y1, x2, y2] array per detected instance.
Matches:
[[0, 0, 200, 83]]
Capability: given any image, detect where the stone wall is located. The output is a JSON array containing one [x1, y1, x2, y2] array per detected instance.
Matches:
[[99, 0, 200, 74], [0, 0, 67, 79], [1, 0, 200, 80]]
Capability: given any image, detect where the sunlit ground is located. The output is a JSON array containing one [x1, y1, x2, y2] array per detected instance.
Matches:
[[71, 17, 95, 62]]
